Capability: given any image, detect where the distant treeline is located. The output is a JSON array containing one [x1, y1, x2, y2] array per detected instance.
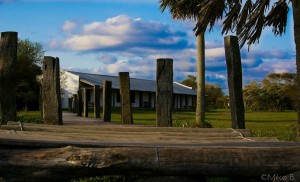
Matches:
[[181, 73, 297, 112]]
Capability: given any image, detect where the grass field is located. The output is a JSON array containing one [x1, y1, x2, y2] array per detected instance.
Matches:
[[18, 109, 298, 141]]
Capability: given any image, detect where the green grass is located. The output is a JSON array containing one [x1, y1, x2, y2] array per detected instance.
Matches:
[[92, 108, 298, 141], [17, 109, 298, 141]]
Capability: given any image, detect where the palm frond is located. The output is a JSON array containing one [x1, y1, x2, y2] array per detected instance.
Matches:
[[265, 0, 289, 36]]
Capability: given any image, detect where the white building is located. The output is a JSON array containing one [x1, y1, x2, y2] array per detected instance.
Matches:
[[61, 71, 196, 109]]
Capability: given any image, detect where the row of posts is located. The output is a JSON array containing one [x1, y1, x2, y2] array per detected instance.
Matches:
[[0, 31, 245, 129]]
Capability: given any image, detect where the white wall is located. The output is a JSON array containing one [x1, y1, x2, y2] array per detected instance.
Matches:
[[61, 71, 80, 109]]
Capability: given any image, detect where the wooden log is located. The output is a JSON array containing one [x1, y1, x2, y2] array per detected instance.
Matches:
[[119, 72, 133, 124], [156, 58, 173, 127], [103, 80, 112, 122], [0, 32, 17, 125], [42, 56, 62, 125], [94, 85, 100, 119], [0, 145, 299, 182], [224, 36, 245, 129]]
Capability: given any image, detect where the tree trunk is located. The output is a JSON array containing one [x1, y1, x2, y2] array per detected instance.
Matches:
[[292, 1, 300, 142], [196, 33, 205, 126]]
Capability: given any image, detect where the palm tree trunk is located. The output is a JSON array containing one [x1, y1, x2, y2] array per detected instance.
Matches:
[[292, 1, 300, 142], [196, 32, 205, 126]]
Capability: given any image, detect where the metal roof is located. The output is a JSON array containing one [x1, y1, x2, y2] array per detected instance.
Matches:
[[68, 71, 196, 96]]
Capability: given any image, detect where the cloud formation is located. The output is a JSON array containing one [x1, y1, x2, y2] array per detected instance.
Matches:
[[51, 15, 190, 52], [51, 15, 296, 94]]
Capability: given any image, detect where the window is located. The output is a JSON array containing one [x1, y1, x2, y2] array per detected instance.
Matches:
[[116, 91, 135, 103]]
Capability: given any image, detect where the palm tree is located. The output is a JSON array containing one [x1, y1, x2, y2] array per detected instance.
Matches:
[[221, 0, 299, 141], [161, 0, 300, 141], [160, 0, 224, 126]]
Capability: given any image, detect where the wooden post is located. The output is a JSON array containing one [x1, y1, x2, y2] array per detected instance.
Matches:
[[119, 72, 133, 124], [94, 85, 100, 119], [39, 84, 43, 119], [156, 58, 173, 127], [77, 91, 82, 117], [68, 97, 73, 112], [0, 32, 17, 125], [83, 88, 88, 118], [224, 36, 245, 129], [42, 56, 63, 125], [72, 94, 77, 113], [103, 80, 112, 122]]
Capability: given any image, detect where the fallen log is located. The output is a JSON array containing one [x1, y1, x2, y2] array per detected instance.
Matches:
[[0, 122, 300, 181], [0, 144, 300, 181]]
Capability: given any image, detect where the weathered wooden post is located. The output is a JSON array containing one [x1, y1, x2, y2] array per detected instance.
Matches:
[[72, 94, 77, 113], [83, 88, 88, 118], [156, 58, 173, 127], [0, 32, 17, 125], [42, 56, 63, 125], [119, 72, 133, 124], [103, 80, 112, 122], [77, 91, 82, 116], [94, 85, 100, 119], [68, 97, 73, 112], [224, 35, 245, 129]]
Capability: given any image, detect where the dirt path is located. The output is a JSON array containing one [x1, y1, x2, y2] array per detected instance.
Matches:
[[62, 111, 115, 126]]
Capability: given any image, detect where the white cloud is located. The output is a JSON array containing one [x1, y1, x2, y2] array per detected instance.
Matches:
[[62, 20, 78, 32], [62, 35, 122, 51], [206, 47, 225, 59], [50, 15, 189, 52]]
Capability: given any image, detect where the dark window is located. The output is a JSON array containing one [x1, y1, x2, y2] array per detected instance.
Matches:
[[116, 91, 135, 103], [131, 91, 135, 103], [117, 91, 120, 103]]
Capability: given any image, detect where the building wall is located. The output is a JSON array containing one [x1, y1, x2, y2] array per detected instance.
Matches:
[[61, 71, 195, 109], [61, 71, 80, 108]]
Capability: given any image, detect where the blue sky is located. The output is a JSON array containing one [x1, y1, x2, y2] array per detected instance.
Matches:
[[0, 0, 296, 94]]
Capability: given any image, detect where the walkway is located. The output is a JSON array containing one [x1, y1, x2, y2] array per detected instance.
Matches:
[[62, 111, 115, 126]]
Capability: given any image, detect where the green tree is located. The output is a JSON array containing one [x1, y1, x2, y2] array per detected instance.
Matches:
[[243, 81, 263, 111], [205, 84, 224, 111], [180, 75, 224, 110], [160, 0, 224, 126], [16, 39, 44, 111], [181, 75, 197, 89], [244, 73, 297, 111], [161, 0, 300, 140]]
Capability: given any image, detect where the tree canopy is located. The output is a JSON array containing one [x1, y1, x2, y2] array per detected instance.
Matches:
[[16, 39, 44, 111], [180, 75, 225, 110], [160, 0, 291, 47], [244, 73, 297, 111]]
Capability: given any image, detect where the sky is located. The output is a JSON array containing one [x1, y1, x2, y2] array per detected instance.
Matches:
[[0, 0, 296, 94]]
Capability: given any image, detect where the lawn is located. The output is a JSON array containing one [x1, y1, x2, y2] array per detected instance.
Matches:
[[18, 109, 298, 141]]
